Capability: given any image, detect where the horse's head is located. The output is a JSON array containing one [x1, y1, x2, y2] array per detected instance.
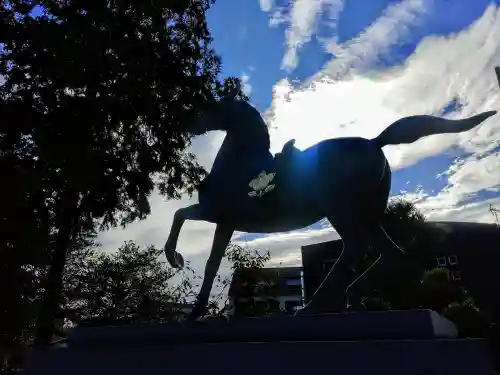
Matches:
[[187, 97, 271, 154], [186, 100, 225, 135], [187, 99, 268, 136]]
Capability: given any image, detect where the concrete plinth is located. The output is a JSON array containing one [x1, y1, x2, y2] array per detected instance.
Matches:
[[24, 310, 494, 375]]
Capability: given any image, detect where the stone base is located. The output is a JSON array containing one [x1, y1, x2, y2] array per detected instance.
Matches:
[[24, 310, 493, 375]]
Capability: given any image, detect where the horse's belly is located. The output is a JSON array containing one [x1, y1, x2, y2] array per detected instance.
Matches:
[[234, 212, 324, 233], [230, 195, 324, 233], [198, 185, 272, 217]]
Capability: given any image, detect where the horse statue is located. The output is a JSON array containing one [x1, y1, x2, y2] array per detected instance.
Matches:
[[164, 91, 496, 320]]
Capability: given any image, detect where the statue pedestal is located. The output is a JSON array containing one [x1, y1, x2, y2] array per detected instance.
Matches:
[[24, 310, 493, 375]]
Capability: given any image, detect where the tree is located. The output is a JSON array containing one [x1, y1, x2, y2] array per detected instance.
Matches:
[[0, 227, 100, 373], [225, 242, 271, 271], [366, 198, 440, 309], [1, 0, 246, 345], [60, 241, 198, 326], [219, 243, 278, 318], [1, 239, 270, 360], [0, 238, 198, 373], [55, 241, 270, 325], [0, 146, 55, 362]]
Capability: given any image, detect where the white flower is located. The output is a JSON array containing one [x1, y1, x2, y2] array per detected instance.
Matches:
[[248, 171, 276, 198]]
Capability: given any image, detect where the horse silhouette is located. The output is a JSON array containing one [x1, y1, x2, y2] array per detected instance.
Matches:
[[164, 97, 496, 320]]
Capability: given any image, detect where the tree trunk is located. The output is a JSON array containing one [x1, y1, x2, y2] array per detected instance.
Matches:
[[34, 191, 79, 347]]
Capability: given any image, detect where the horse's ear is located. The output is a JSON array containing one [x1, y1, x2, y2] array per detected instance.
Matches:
[[224, 81, 241, 100], [283, 139, 296, 152]]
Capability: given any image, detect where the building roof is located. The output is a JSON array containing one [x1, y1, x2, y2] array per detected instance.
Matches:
[[428, 221, 500, 236], [302, 221, 500, 250]]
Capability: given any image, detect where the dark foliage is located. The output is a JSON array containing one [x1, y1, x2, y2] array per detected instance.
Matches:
[[1, 0, 245, 347], [61, 241, 193, 325]]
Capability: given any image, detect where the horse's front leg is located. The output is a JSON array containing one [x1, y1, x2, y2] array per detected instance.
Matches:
[[188, 223, 234, 321], [164, 204, 206, 269]]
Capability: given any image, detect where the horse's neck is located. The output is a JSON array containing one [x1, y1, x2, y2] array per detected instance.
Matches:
[[212, 132, 272, 172], [211, 135, 233, 169]]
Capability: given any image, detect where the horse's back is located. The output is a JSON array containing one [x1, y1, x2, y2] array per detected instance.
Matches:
[[297, 137, 388, 194]]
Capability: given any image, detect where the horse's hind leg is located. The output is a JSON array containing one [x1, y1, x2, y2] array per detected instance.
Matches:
[[346, 224, 404, 308], [302, 219, 372, 313]]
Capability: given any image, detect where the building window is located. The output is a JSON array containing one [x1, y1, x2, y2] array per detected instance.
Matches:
[[285, 278, 302, 286], [448, 255, 459, 266], [451, 271, 462, 281], [323, 258, 337, 270], [436, 256, 447, 267]]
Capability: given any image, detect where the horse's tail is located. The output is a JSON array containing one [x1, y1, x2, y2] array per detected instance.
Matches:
[[372, 111, 496, 148]]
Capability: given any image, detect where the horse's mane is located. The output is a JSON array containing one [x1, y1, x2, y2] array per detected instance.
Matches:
[[227, 100, 271, 152]]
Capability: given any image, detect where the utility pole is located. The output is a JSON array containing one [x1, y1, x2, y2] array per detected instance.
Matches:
[[489, 204, 500, 226]]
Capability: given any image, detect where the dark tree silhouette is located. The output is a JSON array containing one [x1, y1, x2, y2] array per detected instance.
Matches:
[[61, 241, 195, 326], [1, 0, 245, 346]]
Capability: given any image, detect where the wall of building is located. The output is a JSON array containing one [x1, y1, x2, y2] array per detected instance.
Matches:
[[429, 222, 500, 316], [228, 267, 304, 316], [301, 241, 344, 305]]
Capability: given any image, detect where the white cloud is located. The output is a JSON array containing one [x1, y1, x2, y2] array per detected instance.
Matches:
[[402, 192, 500, 225], [235, 225, 339, 267], [312, 0, 431, 82], [397, 150, 500, 223], [267, 4, 500, 167], [282, 0, 345, 71], [259, 0, 345, 71], [240, 72, 253, 96], [259, 0, 274, 13], [260, 0, 430, 72]]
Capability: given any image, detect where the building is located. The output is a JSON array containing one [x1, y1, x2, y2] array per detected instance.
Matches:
[[428, 221, 500, 315], [301, 240, 344, 306], [228, 267, 303, 317], [301, 221, 500, 316]]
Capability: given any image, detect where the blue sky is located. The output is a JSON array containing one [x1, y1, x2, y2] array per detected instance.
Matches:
[[100, 0, 500, 272]]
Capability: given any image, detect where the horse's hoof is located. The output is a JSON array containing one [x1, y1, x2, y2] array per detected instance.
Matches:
[[186, 313, 203, 322], [164, 245, 185, 269], [294, 304, 318, 316], [172, 251, 184, 269], [345, 296, 364, 313]]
